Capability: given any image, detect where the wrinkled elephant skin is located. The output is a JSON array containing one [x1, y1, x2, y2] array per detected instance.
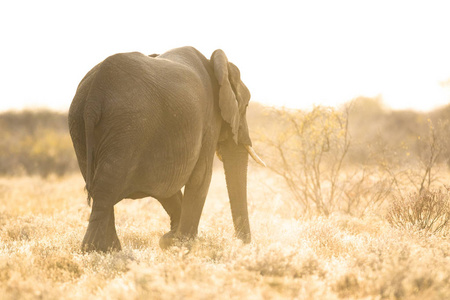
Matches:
[[68, 46, 263, 251]]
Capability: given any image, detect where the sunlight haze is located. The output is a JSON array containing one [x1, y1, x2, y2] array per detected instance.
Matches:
[[1, 0, 450, 112], [4, 2, 450, 297]]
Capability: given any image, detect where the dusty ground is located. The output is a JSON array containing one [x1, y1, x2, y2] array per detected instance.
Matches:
[[1, 167, 450, 299]]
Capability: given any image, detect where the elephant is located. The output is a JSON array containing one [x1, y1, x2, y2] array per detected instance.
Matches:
[[68, 46, 265, 252]]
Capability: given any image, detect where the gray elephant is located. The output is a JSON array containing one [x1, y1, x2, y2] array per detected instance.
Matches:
[[68, 46, 265, 252]]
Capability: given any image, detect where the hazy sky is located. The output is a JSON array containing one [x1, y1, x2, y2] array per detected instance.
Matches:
[[1, 1, 450, 112]]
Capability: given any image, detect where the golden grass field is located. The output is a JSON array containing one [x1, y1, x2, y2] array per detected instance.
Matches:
[[1, 165, 450, 300]]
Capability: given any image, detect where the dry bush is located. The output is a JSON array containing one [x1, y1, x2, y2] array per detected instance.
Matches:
[[347, 97, 450, 196], [387, 188, 450, 235], [251, 100, 450, 225], [258, 105, 390, 216], [415, 119, 448, 193], [0, 110, 77, 177], [370, 118, 448, 200]]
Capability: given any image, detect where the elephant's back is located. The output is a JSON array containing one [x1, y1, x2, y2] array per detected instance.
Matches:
[[90, 52, 206, 116], [101, 51, 202, 92], [82, 52, 207, 199], [92, 51, 205, 141]]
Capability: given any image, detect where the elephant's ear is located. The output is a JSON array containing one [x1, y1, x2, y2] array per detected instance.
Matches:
[[211, 49, 239, 144]]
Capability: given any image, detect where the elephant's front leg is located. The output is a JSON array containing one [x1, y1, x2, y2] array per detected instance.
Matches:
[[159, 160, 213, 249], [82, 202, 121, 252]]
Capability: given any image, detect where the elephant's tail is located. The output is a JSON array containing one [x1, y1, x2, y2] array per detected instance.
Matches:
[[85, 121, 94, 206], [84, 99, 101, 207]]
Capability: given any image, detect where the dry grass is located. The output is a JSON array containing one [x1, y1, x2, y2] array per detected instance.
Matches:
[[1, 168, 450, 299]]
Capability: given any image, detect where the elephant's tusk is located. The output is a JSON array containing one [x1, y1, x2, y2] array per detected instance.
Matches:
[[245, 145, 266, 167], [216, 150, 223, 162]]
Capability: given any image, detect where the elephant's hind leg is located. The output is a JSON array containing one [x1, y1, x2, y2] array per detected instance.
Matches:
[[160, 156, 214, 249], [82, 202, 121, 252], [157, 190, 182, 231], [157, 191, 182, 249]]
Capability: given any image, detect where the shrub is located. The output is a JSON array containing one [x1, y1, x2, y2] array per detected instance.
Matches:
[[387, 188, 450, 235], [260, 106, 350, 215], [259, 105, 389, 216], [0, 110, 78, 177]]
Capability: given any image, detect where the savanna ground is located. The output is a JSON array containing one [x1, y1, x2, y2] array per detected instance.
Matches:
[[2, 100, 450, 299]]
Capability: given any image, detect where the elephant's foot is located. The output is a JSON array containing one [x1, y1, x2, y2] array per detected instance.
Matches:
[[82, 205, 122, 252], [159, 231, 175, 249], [159, 231, 194, 250], [82, 228, 121, 252], [235, 231, 251, 244]]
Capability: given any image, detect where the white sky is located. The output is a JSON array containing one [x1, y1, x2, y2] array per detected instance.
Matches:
[[1, 0, 450, 112]]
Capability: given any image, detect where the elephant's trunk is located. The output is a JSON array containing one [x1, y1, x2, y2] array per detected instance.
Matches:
[[221, 141, 251, 243]]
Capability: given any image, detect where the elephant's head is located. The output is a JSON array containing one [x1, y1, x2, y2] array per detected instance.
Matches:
[[211, 50, 265, 243]]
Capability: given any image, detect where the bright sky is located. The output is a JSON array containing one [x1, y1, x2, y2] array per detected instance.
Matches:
[[1, 1, 450, 112]]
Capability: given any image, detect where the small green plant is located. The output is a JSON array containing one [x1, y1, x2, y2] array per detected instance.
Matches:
[[387, 188, 450, 235]]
